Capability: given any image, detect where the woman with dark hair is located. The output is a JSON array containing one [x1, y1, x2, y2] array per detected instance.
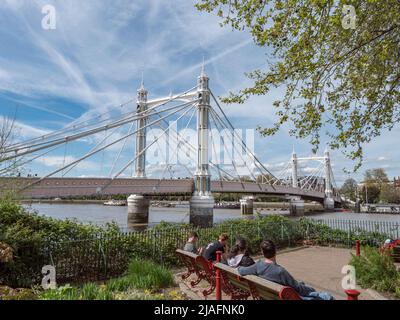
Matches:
[[227, 237, 255, 268]]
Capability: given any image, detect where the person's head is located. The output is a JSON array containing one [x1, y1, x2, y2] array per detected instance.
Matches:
[[260, 240, 276, 259], [218, 233, 229, 246], [228, 237, 248, 258], [235, 237, 247, 252], [188, 232, 199, 243]]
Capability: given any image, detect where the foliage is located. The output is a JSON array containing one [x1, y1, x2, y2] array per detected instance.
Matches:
[[364, 168, 389, 187], [340, 178, 358, 202], [350, 246, 400, 297], [0, 286, 37, 300], [359, 168, 398, 204], [379, 184, 400, 204], [298, 217, 387, 247], [360, 184, 380, 204], [195, 0, 400, 170], [0, 196, 125, 287]]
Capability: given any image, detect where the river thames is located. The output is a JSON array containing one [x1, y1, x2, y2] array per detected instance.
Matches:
[[22, 203, 400, 230]]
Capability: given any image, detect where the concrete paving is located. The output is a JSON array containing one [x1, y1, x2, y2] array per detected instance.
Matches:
[[176, 246, 381, 300]]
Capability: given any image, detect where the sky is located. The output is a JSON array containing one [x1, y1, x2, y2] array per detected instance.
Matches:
[[0, 0, 399, 185]]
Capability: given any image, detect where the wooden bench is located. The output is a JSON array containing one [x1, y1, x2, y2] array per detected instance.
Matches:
[[175, 249, 199, 285], [175, 249, 216, 296], [214, 262, 302, 300]]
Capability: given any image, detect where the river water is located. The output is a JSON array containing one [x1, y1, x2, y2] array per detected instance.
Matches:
[[22, 203, 400, 230]]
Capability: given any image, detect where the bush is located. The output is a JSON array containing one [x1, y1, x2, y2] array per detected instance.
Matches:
[[350, 246, 400, 297], [0, 197, 126, 287]]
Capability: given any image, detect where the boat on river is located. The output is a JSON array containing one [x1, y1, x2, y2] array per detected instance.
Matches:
[[103, 200, 126, 206]]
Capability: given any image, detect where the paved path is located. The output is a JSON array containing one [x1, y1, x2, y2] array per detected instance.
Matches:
[[176, 246, 381, 300]]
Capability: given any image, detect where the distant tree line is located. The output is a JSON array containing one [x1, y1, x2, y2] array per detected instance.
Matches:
[[341, 168, 400, 204]]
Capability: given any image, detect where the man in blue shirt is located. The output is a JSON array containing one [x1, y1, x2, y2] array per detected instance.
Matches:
[[238, 240, 334, 300]]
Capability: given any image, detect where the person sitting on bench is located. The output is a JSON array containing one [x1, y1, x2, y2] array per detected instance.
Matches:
[[238, 240, 334, 300], [183, 231, 203, 255], [227, 237, 255, 267], [203, 233, 229, 262]]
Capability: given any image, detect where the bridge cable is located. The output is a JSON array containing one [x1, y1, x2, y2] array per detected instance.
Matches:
[[108, 122, 135, 177], [3, 101, 196, 164], [6, 98, 136, 151], [151, 105, 197, 181], [4, 88, 198, 155], [209, 107, 264, 192], [62, 124, 124, 177], [98, 103, 197, 192], [210, 91, 278, 184], [19, 100, 197, 191], [208, 110, 246, 191]]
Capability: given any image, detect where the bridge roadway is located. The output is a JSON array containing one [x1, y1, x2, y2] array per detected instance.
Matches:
[[0, 177, 341, 204]]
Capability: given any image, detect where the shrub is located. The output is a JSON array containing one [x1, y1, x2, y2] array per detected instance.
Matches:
[[350, 246, 400, 297]]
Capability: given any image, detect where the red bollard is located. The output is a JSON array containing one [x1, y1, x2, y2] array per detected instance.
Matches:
[[356, 240, 360, 257], [345, 289, 361, 300], [215, 251, 222, 301]]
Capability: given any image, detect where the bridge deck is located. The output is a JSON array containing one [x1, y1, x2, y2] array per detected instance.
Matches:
[[0, 177, 340, 203]]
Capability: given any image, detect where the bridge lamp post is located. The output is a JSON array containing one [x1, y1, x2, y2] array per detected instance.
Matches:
[[189, 67, 215, 227]]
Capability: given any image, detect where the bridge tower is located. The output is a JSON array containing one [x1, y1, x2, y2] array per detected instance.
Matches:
[[127, 80, 150, 229], [323, 148, 335, 211], [291, 148, 298, 188], [134, 80, 148, 178], [288, 148, 304, 216], [189, 67, 215, 227]]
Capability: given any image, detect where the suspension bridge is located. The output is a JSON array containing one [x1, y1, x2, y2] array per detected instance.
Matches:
[[0, 68, 341, 227]]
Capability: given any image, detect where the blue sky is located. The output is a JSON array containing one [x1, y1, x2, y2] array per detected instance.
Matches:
[[0, 0, 399, 185]]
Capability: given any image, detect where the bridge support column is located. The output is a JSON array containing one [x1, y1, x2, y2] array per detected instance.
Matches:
[[324, 197, 335, 211], [127, 194, 150, 228], [354, 199, 361, 213], [323, 149, 335, 211], [189, 66, 214, 227], [190, 195, 214, 227], [240, 196, 254, 215], [289, 197, 305, 217]]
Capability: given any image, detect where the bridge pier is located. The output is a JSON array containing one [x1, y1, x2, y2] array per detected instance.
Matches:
[[189, 195, 214, 227], [240, 196, 254, 215], [324, 197, 335, 211], [127, 194, 150, 228], [289, 197, 305, 217]]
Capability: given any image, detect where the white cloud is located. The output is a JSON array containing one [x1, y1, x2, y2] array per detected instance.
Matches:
[[33, 155, 97, 171]]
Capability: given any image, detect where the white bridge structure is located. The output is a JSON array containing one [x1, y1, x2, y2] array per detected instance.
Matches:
[[0, 68, 341, 227]]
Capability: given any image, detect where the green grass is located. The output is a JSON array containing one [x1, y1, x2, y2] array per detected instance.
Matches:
[[38, 258, 175, 300], [125, 259, 174, 290]]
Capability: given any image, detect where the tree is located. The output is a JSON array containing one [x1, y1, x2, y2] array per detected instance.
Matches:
[[379, 183, 400, 204], [196, 0, 400, 170], [360, 184, 380, 204], [361, 168, 389, 203], [340, 178, 358, 201], [0, 115, 19, 177], [364, 168, 389, 190]]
